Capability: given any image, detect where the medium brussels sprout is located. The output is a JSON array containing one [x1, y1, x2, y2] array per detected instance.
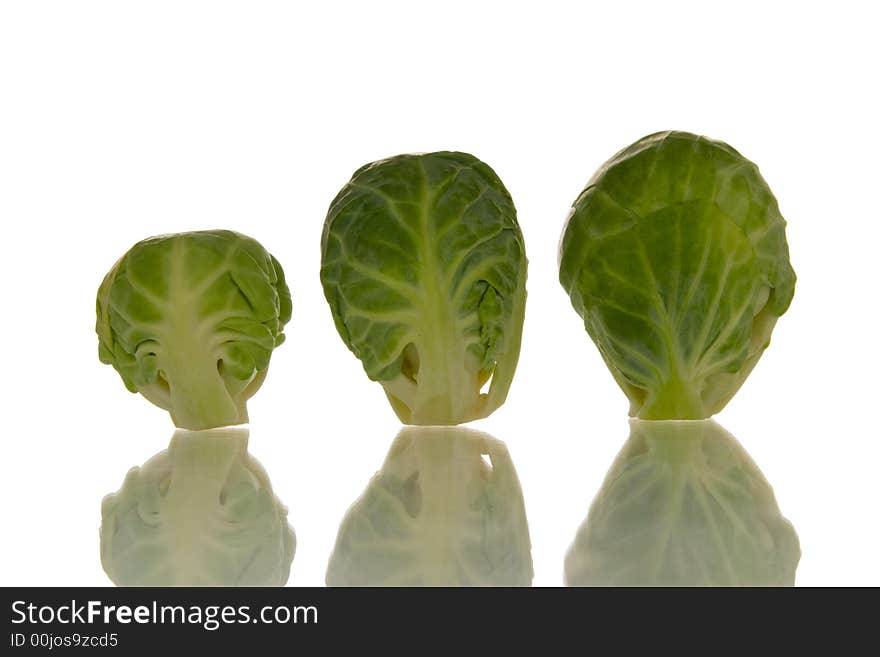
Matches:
[[321, 152, 527, 425], [100, 428, 296, 586], [559, 132, 795, 419], [96, 230, 292, 430], [326, 426, 533, 586], [564, 420, 800, 586]]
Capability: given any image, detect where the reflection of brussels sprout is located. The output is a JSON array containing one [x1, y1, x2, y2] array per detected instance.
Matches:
[[565, 420, 800, 586], [559, 132, 795, 419], [320, 152, 527, 425], [96, 230, 292, 430], [327, 426, 532, 586], [100, 428, 295, 586]]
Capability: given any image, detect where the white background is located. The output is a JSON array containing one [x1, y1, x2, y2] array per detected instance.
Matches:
[[1, 1, 877, 586]]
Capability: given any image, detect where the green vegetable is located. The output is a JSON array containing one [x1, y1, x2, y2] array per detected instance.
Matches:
[[100, 428, 296, 586], [96, 230, 291, 430], [559, 132, 795, 419], [320, 152, 527, 425], [564, 420, 800, 586], [326, 426, 533, 586]]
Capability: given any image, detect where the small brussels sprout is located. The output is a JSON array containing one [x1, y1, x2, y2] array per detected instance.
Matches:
[[326, 426, 533, 586], [321, 152, 528, 425], [565, 420, 800, 586], [100, 428, 296, 586], [559, 132, 795, 419], [96, 230, 292, 430]]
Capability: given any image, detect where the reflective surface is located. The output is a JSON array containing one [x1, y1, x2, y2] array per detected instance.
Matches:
[[565, 420, 800, 586], [3, 3, 878, 589], [326, 426, 533, 586], [100, 428, 296, 586]]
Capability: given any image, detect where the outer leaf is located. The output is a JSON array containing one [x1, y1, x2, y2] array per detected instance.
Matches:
[[321, 152, 527, 425], [326, 426, 533, 586], [96, 230, 292, 430], [564, 420, 800, 586], [559, 132, 795, 419], [100, 428, 296, 586]]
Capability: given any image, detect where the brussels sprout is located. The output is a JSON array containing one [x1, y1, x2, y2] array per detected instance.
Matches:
[[321, 152, 527, 425], [100, 428, 296, 586], [559, 132, 795, 419], [96, 230, 292, 430], [564, 420, 800, 586], [326, 426, 533, 586]]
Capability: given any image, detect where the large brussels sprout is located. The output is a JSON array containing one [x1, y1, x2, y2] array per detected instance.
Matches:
[[559, 132, 795, 419], [100, 428, 296, 586], [564, 420, 800, 586], [326, 426, 533, 586], [321, 152, 527, 425], [96, 230, 292, 430]]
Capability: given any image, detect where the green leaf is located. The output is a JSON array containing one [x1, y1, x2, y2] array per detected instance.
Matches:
[[559, 132, 795, 419], [96, 230, 291, 430], [321, 152, 527, 425]]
